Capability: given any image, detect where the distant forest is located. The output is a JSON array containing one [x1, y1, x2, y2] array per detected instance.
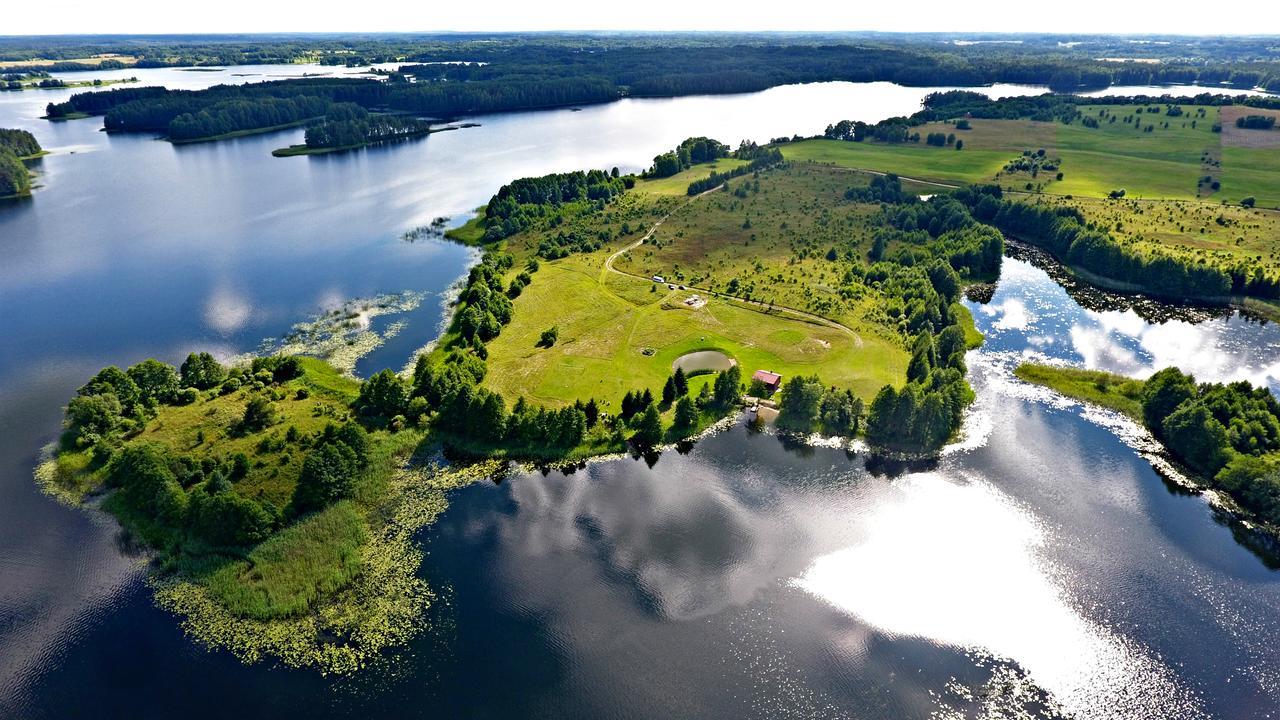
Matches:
[[34, 35, 1280, 143], [6, 33, 1280, 92]]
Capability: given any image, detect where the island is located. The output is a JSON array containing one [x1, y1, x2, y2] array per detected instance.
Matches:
[[270, 104, 473, 157]]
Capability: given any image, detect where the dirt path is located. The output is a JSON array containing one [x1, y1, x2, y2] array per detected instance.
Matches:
[[600, 184, 864, 346]]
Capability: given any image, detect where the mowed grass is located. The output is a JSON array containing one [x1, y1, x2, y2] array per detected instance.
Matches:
[[783, 104, 1280, 205], [484, 247, 907, 409], [782, 138, 1007, 187], [634, 158, 750, 196], [1014, 363, 1145, 421], [1220, 147, 1280, 209], [205, 500, 367, 620]]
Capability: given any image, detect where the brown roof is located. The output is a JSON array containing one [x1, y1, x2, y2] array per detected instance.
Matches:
[[752, 370, 782, 385]]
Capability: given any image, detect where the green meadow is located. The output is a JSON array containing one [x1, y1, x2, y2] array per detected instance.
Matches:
[[783, 104, 1280, 207]]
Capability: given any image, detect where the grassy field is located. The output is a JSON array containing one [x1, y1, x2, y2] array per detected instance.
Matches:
[[483, 249, 907, 408], [1014, 363, 1145, 421], [634, 158, 749, 195], [479, 163, 911, 409], [619, 163, 923, 327], [1013, 194, 1280, 277], [783, 103, 1280, 207]]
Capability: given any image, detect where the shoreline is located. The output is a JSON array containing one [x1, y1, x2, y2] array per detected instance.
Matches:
[[1013, 361, 1280, 561]]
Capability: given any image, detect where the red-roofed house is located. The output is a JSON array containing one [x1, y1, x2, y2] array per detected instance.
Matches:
[[752, 370, 782, 395]]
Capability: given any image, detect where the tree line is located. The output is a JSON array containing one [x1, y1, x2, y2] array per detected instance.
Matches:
[[962, 189, 1280, 301], [0, 127, 37, 197], [482, 168, 627, 243], [644, 136, 730, 178]]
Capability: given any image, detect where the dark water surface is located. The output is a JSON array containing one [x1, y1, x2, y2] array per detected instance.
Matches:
[[3, 67, 1280, 718]]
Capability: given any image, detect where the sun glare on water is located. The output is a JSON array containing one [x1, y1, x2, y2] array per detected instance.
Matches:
[[793, 472, 1205, 719]]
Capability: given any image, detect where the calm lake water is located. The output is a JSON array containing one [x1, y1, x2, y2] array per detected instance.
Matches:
[[1, 66, 1279, 718]]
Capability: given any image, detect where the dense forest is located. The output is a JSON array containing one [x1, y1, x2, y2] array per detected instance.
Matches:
[[38, 34, 1280, 144], [0, 127, 41, 157], [481, 168, 628, 245], [6, 33, 1280, 90], [1139, 368, 1280, 527], [0, 150, 29, 197]]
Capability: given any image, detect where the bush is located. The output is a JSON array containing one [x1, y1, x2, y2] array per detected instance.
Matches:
[[539, 326, 559, 347]]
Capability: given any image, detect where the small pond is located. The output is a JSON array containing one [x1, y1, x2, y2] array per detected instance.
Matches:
[[672, 349, 736, 375]]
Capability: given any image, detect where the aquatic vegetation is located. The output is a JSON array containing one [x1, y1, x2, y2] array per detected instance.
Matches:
[[246, 290, 430, 376], [152, 460, 493, 674]]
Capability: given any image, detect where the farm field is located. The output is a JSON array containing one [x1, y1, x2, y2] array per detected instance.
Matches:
[[784, 103, 1280, 207]]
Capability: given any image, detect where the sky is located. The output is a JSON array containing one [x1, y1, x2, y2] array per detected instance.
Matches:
[[5, 0, 1280, 37]]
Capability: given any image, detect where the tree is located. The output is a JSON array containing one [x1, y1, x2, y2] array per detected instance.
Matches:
[[357, 369, 408, 419], [79, 366, 142, 416], [820, 389, 863, 436], [127, 359, 180, 406], [673, 367, 689, 396], [189, 490, 272, 547], [1162, 401, 1231, 476], [674, 397, 698, 433], [1141, 367, 1196, 436], [293, 441, 358, 512], [713, 365, 742, 407], [65, 393, 123, 445], [106, 443, 187, 526], [240, 396, 276, 432], [539, 326, 559, 347], [777, 375, 824, 432], [180, 352, 226, 390], [633, 405, 664, 447], [662, 376, 677, 405]]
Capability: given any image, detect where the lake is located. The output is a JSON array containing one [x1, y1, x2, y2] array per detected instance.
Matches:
[[1, 67, 1278, 718]]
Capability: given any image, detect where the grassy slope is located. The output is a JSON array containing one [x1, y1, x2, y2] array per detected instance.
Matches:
[[128, 357, 359, 509], [1014, 363, 1145, 421], [616, 164, 907, 329]]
